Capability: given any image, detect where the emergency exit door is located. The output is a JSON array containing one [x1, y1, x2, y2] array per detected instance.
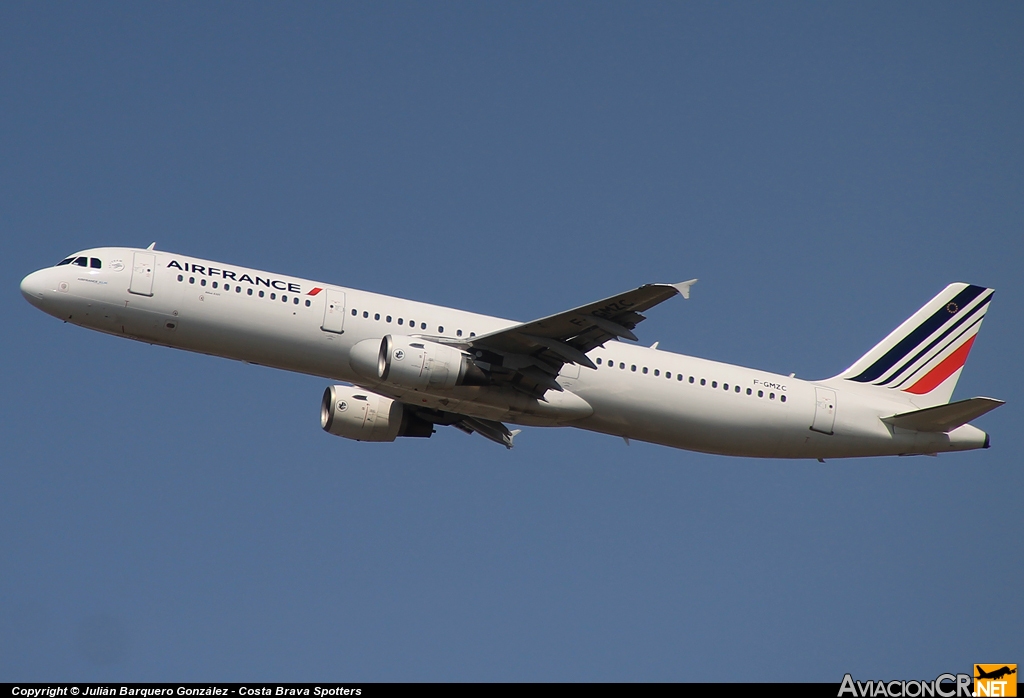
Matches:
[[321, 289, 346, 334], [811, 387, 836, 435], [129, 252, 155, 296]]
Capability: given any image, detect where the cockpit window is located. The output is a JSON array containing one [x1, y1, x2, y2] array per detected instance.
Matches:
[[90, 258, 101, 268], [72, 257, 88, 267], [56, 257, 74, 266]]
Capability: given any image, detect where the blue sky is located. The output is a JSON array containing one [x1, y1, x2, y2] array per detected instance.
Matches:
[[1, 2, 1021, 681]]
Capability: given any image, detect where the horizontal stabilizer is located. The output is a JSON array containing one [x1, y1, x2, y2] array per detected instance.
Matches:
[[883, 397, 1004, 433]]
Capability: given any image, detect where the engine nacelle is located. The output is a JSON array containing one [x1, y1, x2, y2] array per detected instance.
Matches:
[[348, 335, 487, 390], [320, 385, 433, 442]]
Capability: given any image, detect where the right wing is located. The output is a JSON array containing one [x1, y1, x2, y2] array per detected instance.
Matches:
[[437, 279, 697, 397]]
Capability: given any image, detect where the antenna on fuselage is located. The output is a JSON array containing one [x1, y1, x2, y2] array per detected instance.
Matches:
[[146, 242, 156, 250]]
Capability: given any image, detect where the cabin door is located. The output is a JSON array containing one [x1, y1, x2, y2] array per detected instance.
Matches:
[[128, 252, 155, 296], [321, 289, 346, 334], [811, 387, 836, 435]]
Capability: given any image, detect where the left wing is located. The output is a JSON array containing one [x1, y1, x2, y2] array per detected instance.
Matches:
[[441, 279, 697, 397]]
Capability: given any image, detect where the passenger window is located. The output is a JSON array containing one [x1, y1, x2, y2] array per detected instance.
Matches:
[[688, 376, 694, 383], [386, 316, 392, 323], [758, 390, 764, 397], [470, 332, 475, 337], [642, 367, 648, 374], [270, 293, 276, 300], [90, 258, 101, 268], [248, 288, 253, 296], [259, 290, 265, 298], [619, 362, 625, 369], [375, 313, 380, 320], [654, 369, 660, 376], [212, 281, 218, 289], [293, 297, 299, 304], [224, 284, 230, 291], [700, 379, 706, 386], [364, 312, 369, 318], [723, 383, 729, 390], [201, 279, 207, 286], [457, 330, 462, 337], [177, 274, 183, 282], [282, 295, 288, 302], [712, 381, 718, 388], [735, 385, 740, 393], [421, 323, 426, 330], [237, 286, 242, 293], [438, 326, 444, 333], [781, 395, 787, 402], [398, 318, 403, 325], [351, 309, 357, 316], [305, 300, 311, 307], [746, 388, 751, 395], [597, 358, 602, 365], [631, 365, 637, 372]]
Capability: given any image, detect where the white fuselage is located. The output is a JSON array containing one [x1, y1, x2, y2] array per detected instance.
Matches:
[[20, 247, 988, 459]]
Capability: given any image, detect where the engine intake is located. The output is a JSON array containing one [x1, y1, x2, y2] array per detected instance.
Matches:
[[321, 385, 433, 442], [349, 335, 487, 390]]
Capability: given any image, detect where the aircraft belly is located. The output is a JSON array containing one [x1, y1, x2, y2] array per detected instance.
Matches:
[[575, 381, 786, 457]]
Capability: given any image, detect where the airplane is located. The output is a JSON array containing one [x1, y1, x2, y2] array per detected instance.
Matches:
[[20, 245, 1003, 458], [975, 666, 1016, 681]]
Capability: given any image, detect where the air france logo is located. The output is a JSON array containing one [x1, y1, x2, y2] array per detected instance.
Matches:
[[167, 260, 304, 294], [394, 349, 405, 361], [975, 665, 1017, 697]]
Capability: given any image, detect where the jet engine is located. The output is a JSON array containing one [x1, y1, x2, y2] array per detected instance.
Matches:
[[348, 335, 487, 390], [321, 385, 433, 442]]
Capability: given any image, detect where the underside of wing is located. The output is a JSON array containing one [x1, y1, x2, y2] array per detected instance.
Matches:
[[404, 406, 520, 448]]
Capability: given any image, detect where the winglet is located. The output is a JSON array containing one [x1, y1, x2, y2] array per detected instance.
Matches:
[[670, 279, 698, 300]]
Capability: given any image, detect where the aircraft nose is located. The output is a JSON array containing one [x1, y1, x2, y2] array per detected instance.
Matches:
[[20, 269, 50, 308]]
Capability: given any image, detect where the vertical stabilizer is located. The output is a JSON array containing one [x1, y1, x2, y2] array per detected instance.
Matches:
[[834, 283, 994, 407]]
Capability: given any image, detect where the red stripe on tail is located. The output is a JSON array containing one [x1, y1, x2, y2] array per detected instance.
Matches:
[[904, 335, 976, 395]]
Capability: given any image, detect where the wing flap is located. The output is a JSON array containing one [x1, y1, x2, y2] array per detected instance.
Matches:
[[883, 397, 1004, 432], [455, 417, 520, 449]]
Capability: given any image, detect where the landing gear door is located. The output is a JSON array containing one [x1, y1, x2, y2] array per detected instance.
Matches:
[[811, 387, 836, 435], [321, 289, 346, 334], [129, 252, 155, 296]]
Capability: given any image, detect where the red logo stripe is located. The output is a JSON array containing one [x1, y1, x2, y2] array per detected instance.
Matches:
[[904, 335, 976, 395], [307, 287, 323, 296]]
